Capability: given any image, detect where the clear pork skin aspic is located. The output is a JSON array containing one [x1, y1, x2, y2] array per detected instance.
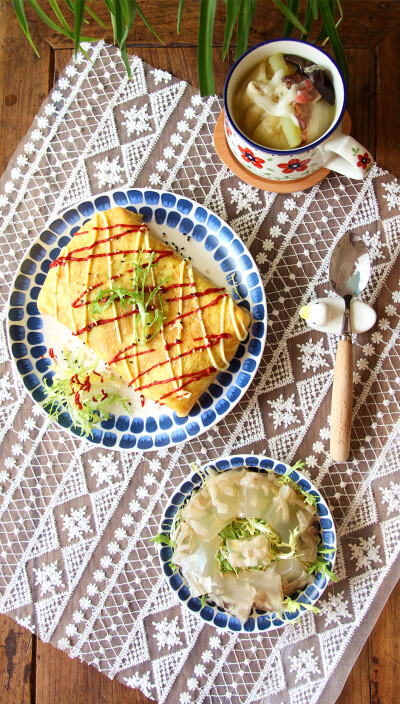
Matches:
[[37, 207, 251, 417]]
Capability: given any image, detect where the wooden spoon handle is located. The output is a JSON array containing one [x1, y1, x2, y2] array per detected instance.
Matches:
[[330, 338, 353, 462]]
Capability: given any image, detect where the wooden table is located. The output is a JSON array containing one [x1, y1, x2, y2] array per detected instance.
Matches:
[[1, 2, 399, 702]]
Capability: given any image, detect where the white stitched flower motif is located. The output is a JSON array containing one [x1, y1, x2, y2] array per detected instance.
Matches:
[[152, 616, 182, 651], [288, 646, 321, 683], [297, 337, 330, 373], [122, 104, 152, 136], [33, 561, 65, 596], [93, 156, 123, 188], [321, 591, 352, 626], [151, 68, 171, 85], [227, 182, 262, 214], [380, 481, 400, 515], [348, 535, 382, 571], [61, 506, 93, 542], [382, 179, 400, 211], [89, 453, 121, 487], [268, 393, 300, 430]]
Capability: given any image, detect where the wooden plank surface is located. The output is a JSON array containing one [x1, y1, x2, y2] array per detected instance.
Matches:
[[1, 2, 400, 704]]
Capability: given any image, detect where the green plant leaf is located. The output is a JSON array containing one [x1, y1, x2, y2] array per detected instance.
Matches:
[[283, 0, 300, 38], [85, 4, 107, 28], [301, 0, 316, 39], [317, 0, 348, 84], [119, 0, 137, 47], [198, 0, 217, 96], [12, 0, 40, 56], [235, 0, 256, 61], [26, 0, 97, 42], [73, 0, 85, 57], [222, 0, 241, 60], [48, 0, 73, 35], [271, 0, 307, 34], [310, 0, 318, 19], [136, 4, 164, 44], [177, 0, 185, 34]]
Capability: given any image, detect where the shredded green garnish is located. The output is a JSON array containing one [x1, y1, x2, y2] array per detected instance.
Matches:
[[217, 517, 280, 574], [43, 349, 129, 437], [308, 538, 338, 582], [88, 249, 170, 345], [278, 460, 318, 512], [200, 594, 207, 608], [151, 534, 175, 548], [282, 595, 321, 615]]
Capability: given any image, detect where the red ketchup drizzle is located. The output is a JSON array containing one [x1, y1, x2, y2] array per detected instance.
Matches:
[[140, 395, 145, 408], [51, 248, 171, 268], [108, 345, 155, 366], [72, 309, 136, 336], [133, 366, 215, 392], [193, 333, 231, 342], [159, 367, 216, 401], [165, 287, 224, 303], [48, 348, 55, 358], [128, 339, 222, 387], [163, 294, 227, 329]]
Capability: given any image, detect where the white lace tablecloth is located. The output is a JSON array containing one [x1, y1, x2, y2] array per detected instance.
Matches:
[[1, 42, 400, 704]]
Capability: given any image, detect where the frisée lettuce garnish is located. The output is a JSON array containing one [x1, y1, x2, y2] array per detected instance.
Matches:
[[43, 348, 130, 436]]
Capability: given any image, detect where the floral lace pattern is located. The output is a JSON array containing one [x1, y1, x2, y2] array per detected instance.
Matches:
[[1, 42, 400, 704]]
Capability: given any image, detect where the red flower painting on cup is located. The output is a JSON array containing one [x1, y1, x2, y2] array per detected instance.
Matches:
[[225, 118, 232, 137], [238, 146, 265, 169], [357, 152, 371, 170], [277, 158, 311, 174]]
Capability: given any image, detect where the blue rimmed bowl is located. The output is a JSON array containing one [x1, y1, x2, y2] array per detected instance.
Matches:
[[7, 189, 266, 451], [158, 454, 336, 632]]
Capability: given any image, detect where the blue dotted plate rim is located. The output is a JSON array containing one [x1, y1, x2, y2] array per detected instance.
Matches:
[[158, 454, 337, 632], [7, 189, 267, 452]]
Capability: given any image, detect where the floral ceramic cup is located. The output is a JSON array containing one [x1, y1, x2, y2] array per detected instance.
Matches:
[[223, 39, 373, 182]]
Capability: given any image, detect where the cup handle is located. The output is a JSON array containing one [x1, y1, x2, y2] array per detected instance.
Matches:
[[322, 133, 373, 180]]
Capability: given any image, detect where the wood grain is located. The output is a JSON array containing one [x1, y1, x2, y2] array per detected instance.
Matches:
[[1, 2, 400, 704]]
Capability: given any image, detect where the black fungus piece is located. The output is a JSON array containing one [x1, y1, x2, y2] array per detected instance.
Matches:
[[283, 53, 335, 105]]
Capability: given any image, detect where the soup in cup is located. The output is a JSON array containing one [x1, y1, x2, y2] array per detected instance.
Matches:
[[223, 39, 373, 181]]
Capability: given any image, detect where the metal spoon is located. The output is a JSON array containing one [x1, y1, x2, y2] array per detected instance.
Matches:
[[329, 232, 371, 462]]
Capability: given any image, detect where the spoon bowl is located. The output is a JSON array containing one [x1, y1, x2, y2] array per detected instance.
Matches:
[[329, 232, 371, 462], [329, 232, 371, 299]]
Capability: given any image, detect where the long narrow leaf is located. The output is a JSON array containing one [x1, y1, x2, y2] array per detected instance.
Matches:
[[27, 0, 96, 41], [102, 0, 116, 42], [73, 0, 85, 56], [198, 0, 217, 96], [283, 0, 300, 38], [236, 0, 255, 61], [119, 0, 137, 47], [177, 0, 185, 34], [85, 5, 106, 28], [310, 0, 318, 19], [137, 4, 164, 43], [222, 0, 241, 60], [271, 0, 307, 34], [114, 1, 132, 78], [48, 0, 73, 34], [301, 0, 316, 39], [12, 0, 40, 56], [318, 0, 348, 84]]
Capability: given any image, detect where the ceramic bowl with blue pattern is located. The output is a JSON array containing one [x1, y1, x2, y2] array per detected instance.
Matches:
[[158, 454, 336, 632], [7, 190, 266, 451]]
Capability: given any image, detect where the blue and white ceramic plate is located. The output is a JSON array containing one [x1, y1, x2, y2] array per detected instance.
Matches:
[[158, 454, 336, 632], [7, 189, 266, 451]]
